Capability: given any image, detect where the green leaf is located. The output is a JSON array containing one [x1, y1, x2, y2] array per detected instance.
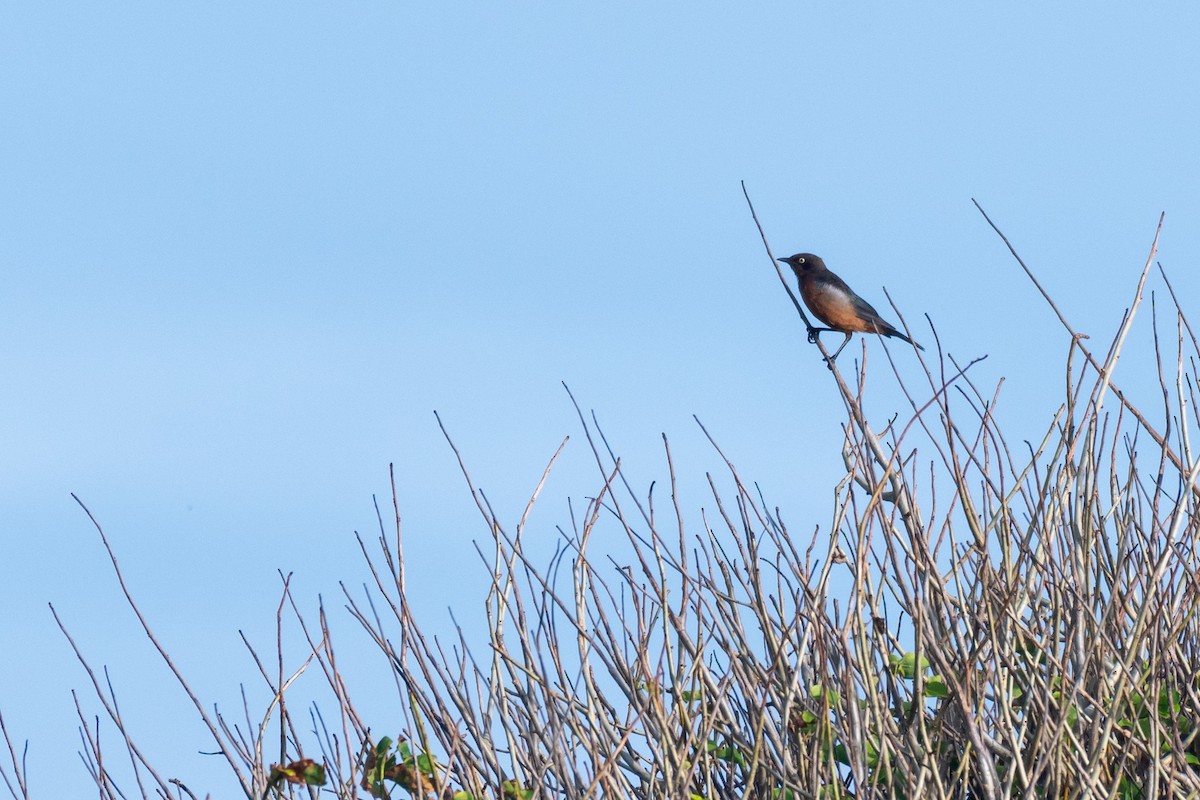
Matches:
[[267, 759, 326, 790], [1159, 688, 1182, 719], [864, 738, 880, 769], [889, 652, 930, 679], [300, 762, 326, 786], [416, 753, 438, 776], [1117, 776, 1141, 800], [706, 740, 747, 767], [501, 780, 534, 800], [810, 684, 841, 704]]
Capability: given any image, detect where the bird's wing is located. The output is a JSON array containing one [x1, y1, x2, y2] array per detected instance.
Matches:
[[844, 283, 903, 334], [817, 271, 897, 332], [850, 292, 885, 323]]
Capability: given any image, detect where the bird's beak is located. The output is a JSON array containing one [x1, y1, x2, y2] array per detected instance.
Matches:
[[776, 257, 788, 265]]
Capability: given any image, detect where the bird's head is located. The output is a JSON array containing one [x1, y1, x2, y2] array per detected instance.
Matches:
[[776, 253, 825, 276]]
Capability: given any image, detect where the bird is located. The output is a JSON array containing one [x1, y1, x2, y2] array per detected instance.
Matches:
[[777, 253, 923, 363]]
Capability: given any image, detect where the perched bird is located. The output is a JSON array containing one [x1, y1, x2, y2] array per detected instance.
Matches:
[[777, 253, 923, 362]]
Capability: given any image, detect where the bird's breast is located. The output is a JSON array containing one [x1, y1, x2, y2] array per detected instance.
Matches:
[[801, 281, 871, 332]]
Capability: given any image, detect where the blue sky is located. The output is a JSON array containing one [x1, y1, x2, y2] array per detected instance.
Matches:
[[2, 3, 1198, 795]]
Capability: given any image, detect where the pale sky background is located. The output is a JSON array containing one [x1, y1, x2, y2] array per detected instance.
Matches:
[[3, 3, 1199, 796]]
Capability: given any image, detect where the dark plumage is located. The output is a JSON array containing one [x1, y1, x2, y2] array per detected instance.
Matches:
[[777, 252, 923, 362]]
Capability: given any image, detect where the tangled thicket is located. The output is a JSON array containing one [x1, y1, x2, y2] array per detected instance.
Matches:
[[5, 207, 1199, 800]]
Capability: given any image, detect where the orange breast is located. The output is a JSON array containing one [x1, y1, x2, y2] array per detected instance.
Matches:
[[802, 282, 874, 333]]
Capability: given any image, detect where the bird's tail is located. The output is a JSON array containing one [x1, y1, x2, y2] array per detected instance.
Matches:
[[886, 328, 925, 351]]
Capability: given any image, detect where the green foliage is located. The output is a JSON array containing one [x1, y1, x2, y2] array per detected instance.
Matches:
[[359, 735, 533, 800], [361, 736, 443, 799], [266, 758, 326, 793]]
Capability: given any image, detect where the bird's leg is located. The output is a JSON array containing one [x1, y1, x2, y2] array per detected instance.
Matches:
[[826, 332, 853, 363]]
